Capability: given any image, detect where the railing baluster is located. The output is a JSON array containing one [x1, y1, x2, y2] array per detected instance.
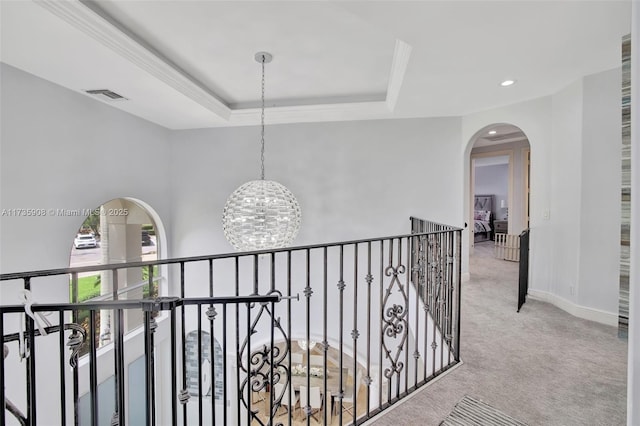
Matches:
[[287, 250, 293, 426], [116, 307, 126, 425], [144, 309, 153, 426], [245, 300, 251, 426], [422, 236, 429, 382], [439, 233, 445, 374], [58, 310, 67, 425], [337, 244, 345, 426], [447, 232, 452, 366], [197, 304, 203, 424], [403, 238, 409, 395], [234, 258, 240, 426], [89, 310, 98, 426], [431, 239, 437, 377], [179, 262, 188, 425], [23, 277, 37, 426], [455, 230, 463, 361], [322, 246, 328, 426], [0, 307, 5, 426], [304, 248, 311, 424], [365, 241, 372, 418], [442, 233, 449, 368], [70, 272, 80, 426], [208, 259, 216, 424], [413, 235, 420, 389], [352, 243, 358, 424], [269, 252, 276, 424], [222, 303, 228, 425], [170, 305, 178, 426], [269, 281, 276, 425], [378, 240, 384, 409], [150, 310, 157, 426]]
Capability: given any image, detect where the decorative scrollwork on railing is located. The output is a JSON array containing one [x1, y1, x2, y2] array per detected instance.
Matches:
[[3, 323, 87, 368], [428, 235, 444, 323], [3, 323, 87, 426], [381, 240, 408, 380], [413, 235, 428, 304], [238, 290, 290, 425]]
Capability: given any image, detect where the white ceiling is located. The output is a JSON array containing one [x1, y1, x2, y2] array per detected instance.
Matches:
[[0, 0, 631, 130], [473, 123, 529, 148]]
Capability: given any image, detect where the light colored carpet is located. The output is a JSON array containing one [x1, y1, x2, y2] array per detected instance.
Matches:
[[370, 241, 627, 426], [440, 395, 527, 426]]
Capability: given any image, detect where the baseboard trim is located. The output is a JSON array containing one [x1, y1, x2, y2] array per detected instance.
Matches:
[[527, 289, 618, 327], [360, 361, 464, 426]]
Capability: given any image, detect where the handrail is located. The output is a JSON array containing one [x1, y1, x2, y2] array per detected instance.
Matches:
[[1, 218, 462, 425], [0, 228, 461, 281], [0, 294, 281, 314], [408, 216, 460, 231], [84, 275, 163, 302]]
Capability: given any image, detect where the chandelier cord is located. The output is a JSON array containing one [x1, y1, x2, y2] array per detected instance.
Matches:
[[222, 51, 301, 252], [260, 55, 266, 181]]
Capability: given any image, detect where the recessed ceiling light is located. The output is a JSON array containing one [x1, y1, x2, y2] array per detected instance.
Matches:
[[500, 79, 516, 87], [488, 130, 497, 135]]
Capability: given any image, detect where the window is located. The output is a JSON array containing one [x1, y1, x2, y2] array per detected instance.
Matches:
[[69, 198, 163, 355]]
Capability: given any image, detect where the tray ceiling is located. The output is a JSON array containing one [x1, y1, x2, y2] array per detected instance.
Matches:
[[0, 0, 631, 129]]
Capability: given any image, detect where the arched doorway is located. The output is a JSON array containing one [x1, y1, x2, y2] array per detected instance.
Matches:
[[466, 124, 531, 263]]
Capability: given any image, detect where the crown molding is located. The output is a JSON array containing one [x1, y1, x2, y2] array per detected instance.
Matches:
[[35, 0, 231, 121], [385, 39, 412, 111], [33, 0, 412, 127], [228, 101, 392, 126]]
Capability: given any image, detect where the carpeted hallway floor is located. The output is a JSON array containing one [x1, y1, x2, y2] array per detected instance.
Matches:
[[369, 242, 628, 426]]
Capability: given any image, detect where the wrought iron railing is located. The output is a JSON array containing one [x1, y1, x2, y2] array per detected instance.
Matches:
[[1, 218, 462, 425], [410, 216, 461, 351]]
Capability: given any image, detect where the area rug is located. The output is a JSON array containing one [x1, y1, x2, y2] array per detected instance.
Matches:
[[439, 395, 528, 426]]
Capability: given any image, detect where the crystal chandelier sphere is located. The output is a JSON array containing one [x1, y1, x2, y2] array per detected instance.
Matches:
[[222, 180, 301, 251]]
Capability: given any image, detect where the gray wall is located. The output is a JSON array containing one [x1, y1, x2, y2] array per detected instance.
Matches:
[[169, 118, 463, 260], [0, 62, 173, 422], [0, 63, 172, 278], [474, 164, 509, 220]]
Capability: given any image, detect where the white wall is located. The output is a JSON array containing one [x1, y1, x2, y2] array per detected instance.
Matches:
[[0, 63, 172, 424], [549, 79, 584, 304], [0, 63, 172, 278], [463, 66, 622, 325], [169, 117, 463, 261], [578, 68, 622, 313], [168, 118, 464, 369]]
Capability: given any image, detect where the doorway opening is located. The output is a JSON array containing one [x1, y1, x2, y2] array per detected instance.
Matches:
[[467, 124, 531, 266]]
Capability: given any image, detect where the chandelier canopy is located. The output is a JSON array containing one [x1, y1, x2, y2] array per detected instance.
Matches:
[[222, 52, 301, 251]]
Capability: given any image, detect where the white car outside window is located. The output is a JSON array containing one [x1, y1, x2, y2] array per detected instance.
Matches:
[[74, 234, 97, 249]]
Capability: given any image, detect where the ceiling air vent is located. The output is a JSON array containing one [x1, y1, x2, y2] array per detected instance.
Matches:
[[85, 89, 127, 101]]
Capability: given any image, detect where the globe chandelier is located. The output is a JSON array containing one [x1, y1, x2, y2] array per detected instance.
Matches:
[[222, 52, 301, 251]]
